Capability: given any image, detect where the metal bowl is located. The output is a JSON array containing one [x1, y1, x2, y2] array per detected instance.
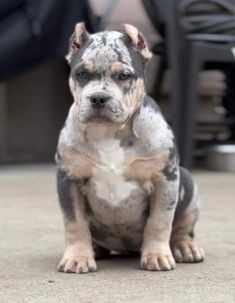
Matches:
[[205, 144, 235, 172]]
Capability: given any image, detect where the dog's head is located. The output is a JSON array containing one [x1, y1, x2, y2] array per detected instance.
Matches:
[[66, 23, 152, 124]]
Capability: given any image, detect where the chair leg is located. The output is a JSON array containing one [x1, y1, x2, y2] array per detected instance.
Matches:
[[0, 84, 7, 162], [166, 0, 188, 154], [169, 41, 201, 169], [153, 56, 166, 100], [180, 47, 202, 169], [168, 41, 189, 160]]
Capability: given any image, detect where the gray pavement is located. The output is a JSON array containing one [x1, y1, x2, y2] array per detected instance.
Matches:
[[0, 165, 234, 303]]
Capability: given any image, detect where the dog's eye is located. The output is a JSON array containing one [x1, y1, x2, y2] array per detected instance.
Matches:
[[118, 73, 131, 81], [76, 70, 88, 80]]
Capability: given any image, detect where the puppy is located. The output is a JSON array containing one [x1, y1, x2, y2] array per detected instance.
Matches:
[[56, 23, 204, 273]]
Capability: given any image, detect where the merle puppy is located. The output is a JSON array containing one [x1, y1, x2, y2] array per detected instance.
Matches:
[[56, 23, 204, 273]]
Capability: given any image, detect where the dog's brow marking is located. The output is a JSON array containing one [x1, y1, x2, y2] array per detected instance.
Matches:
[[84, 60, 94, 73], [110, 61, 123, 74], [110, 61, 135, 74]]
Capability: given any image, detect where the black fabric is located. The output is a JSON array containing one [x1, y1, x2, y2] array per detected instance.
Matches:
[[0, 0, 92, 82], [141, 0, 167, 36], [142, 0, 235, 42], [180, 0, 235, 36]]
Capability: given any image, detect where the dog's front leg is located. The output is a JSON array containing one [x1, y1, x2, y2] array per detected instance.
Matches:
[[57, 169, 96, 274], [141, 173, 179, 271]]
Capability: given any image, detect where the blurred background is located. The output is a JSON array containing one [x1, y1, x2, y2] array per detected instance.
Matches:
[[1, 0, 235, 170], [1, 3, 235, 300]]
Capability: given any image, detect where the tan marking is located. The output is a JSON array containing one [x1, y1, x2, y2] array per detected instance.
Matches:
[[69, 77, 76, 96], [66, 22, 88, 63], [123, 24, 152, 59], [60, 147, 93, 179], [123, 24, 139, 45], [123, 79, 145, 119], [58, 185, 96, 273], [84, 60, 94, 73], [74, 85, 82, 105], [74, 23, 87, 45], [124, 151, 168, 180], [110, 61, 124, 74]]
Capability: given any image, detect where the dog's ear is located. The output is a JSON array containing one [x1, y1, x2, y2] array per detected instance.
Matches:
[[66, 22, 89, 63], [123, 24, 152, 60]]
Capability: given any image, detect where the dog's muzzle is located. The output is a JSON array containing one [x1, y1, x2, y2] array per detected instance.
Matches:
[[89, 92, 111, 110]]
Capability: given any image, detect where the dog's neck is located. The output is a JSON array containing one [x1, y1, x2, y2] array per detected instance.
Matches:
[[83, 122, 119, 140], [68, 103, 136, 141]]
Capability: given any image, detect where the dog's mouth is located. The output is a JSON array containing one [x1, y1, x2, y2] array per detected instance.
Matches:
[[85, 108, 114, 123]]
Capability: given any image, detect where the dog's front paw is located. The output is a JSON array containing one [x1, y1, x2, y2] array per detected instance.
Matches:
[[172, 240, 204, 263], [58, 255, 97, 273], [58, 245, 97, 274], [140, 250, 175, 271]]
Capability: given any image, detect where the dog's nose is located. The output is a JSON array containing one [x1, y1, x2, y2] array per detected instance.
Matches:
[[89, 93, 110, 108]]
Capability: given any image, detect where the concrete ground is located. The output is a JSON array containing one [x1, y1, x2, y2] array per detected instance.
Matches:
[[0, 165, 234, 303]]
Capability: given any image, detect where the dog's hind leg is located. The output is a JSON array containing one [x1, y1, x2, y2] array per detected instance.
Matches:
[[170, 168, 204, 263]]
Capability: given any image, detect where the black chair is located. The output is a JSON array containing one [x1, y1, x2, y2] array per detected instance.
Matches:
[[142, 0, 235, 169]]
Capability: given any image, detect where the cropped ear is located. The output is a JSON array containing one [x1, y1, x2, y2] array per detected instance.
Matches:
[[66, 23, 89, 63], [123, 24, 152, 60]]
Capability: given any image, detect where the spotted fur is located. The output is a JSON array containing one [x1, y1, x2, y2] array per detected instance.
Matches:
[[56, 23, 204, 273]]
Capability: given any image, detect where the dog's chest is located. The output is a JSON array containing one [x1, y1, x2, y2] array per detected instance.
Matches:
[[81, 136, 150, 251], [84, 138, 148, 218]]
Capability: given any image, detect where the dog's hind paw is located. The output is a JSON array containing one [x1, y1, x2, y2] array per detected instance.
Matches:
[[171, 240, 204, 263]]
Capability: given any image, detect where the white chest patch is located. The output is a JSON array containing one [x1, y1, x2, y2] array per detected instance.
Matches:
[[91, 138, 138, 206], [80, 125, 150, 250]]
